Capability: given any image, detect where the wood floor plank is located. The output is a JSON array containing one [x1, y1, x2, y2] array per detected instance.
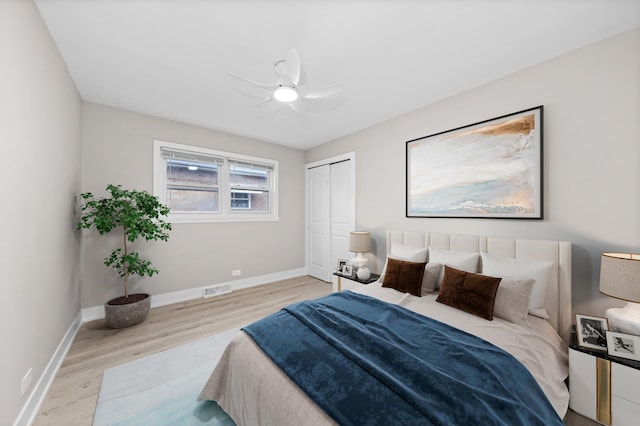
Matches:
[[33, 276, 331, 425]]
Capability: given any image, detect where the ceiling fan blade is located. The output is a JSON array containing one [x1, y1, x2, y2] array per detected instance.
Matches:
[[283, 48, 301, 86], [255, 96, 273, 107], [227, 72, 277, 89], [297, 84, 342, 99], [288, 100, 311, 114]]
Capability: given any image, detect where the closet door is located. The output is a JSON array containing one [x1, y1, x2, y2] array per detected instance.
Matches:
[[306, 156, 355, 282], [307, 165, 331, 281], [330, 160, 353, 275]]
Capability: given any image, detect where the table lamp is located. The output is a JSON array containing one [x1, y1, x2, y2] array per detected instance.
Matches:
[[599, 252, 640, 335], [349, 231, 371, 280]]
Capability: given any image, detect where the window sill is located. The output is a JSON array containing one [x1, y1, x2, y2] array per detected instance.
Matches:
[[167, 214, 280, 224]]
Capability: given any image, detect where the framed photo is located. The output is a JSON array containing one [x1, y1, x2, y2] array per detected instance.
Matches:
[[576, 314, 609, 351], [336, 259, 348, 274], [606, 331, 640, 361], [342, 265, 353, 278], [406, 106, 543, 219]]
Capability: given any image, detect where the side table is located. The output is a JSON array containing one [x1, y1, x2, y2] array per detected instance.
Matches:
[[569, 331, 640, 425], [332, 272, 380, 292]]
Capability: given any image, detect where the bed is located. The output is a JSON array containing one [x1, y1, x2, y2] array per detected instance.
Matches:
[[199, 231, 572, 425]]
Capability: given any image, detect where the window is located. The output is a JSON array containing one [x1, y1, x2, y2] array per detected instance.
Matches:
[[154, 140, 278, 223]]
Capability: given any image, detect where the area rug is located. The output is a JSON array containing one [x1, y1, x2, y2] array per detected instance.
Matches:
[[93, 328, 240, 426]]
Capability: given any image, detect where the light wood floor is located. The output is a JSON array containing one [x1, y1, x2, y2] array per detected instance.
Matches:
[[33, 275, 596, 426], [34, 276, 331, 425]]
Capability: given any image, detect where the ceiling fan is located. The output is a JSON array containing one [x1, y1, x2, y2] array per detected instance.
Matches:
[[228, 48, 341, 110]]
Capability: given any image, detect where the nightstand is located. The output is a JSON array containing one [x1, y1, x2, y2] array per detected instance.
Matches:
[[569, 332, 640, 425], [332, 272, 380, 292]]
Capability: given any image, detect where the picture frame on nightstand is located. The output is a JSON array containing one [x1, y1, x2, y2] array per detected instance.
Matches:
[[341, 265, 353, 278], [336, 259, 348, 275], [576, 314, 609, 351], [606, 330, 640, 361]]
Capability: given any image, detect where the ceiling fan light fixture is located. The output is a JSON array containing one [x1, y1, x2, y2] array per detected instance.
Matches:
[[274, 85, 298, 103]]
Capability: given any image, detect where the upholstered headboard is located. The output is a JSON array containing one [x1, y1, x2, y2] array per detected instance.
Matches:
[[386, 231, 572, 343]]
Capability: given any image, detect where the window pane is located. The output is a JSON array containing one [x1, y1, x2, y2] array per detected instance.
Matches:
[[167, 159, 218, 186], [166, 159, 219, 212], [230, 190, 269, 212], [230, 192, 250, 209], [229, 163, 268, 188], [167, 187, 218, 212]]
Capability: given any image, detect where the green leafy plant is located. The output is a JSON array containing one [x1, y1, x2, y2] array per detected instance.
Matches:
[[78, 184, 172, 298]]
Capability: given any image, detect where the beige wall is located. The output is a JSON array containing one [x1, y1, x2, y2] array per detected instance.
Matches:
[[306, 27, 640, 318], [80, 103, 306, 308], [1, 1, 82, 424]]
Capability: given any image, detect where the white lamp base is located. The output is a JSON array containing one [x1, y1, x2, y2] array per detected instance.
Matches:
[[351, 253, 368, 269], [605, 302, 640, 335]]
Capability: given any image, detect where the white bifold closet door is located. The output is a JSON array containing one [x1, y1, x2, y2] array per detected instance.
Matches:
[[306, 159, 354, 282]]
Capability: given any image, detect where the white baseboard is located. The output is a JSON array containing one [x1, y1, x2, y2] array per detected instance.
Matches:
[[13, 312, 82, 426], [81, 267, 308, 322]]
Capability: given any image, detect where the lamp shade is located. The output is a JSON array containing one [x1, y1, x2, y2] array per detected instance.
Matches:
[[349, 231, 371, 253], [599, 252, 640, 302]]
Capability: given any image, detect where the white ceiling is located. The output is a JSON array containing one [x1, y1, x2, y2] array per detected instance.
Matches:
[[35, 0, 640, 150]]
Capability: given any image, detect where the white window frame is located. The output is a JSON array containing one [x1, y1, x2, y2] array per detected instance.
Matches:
[[153, 140, 279, 223]]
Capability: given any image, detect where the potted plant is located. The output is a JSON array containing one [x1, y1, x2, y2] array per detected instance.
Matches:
[[78, 184, 172, 328]]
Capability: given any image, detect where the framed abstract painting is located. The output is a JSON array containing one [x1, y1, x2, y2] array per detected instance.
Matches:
[[406, 106, 543, 219]]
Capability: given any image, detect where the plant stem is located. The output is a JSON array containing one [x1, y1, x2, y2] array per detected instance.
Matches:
[[123, 227, 129, 298]]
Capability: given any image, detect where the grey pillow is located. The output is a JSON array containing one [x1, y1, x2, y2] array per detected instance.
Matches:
[[493, 278, 535, 325], [421, 263, 443, 295]]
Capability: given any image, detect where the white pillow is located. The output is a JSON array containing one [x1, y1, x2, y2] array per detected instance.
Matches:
[[493, 278, 535, 325], [428, 247, 479, 272], [390, 243, 428, 262], [481, 252, 553, 319], [379, 244, 428, 279], [428, 247, 480, 288]]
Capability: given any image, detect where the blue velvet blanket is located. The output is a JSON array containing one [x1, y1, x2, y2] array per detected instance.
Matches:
[[243, 291, 563, 426]]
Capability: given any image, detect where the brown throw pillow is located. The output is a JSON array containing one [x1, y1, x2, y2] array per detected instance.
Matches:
[[381, 257, 426, 296], [436, 266, 502, 320]]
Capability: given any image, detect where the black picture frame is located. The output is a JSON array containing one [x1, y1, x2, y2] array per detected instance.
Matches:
[[606, 331, 640, 361], [336, 259, 348, 275], [576, 314, 609, 351], [406, 106, 543, 219], [342, 265, 353, 278]]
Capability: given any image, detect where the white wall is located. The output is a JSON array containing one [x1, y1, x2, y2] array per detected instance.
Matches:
[[306, 28, 640, 318], [80, 103, 306, 308], [0, 1, 82, 425]]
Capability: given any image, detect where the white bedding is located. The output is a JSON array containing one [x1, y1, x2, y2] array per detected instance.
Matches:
[[199, 283, 569, 425]]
